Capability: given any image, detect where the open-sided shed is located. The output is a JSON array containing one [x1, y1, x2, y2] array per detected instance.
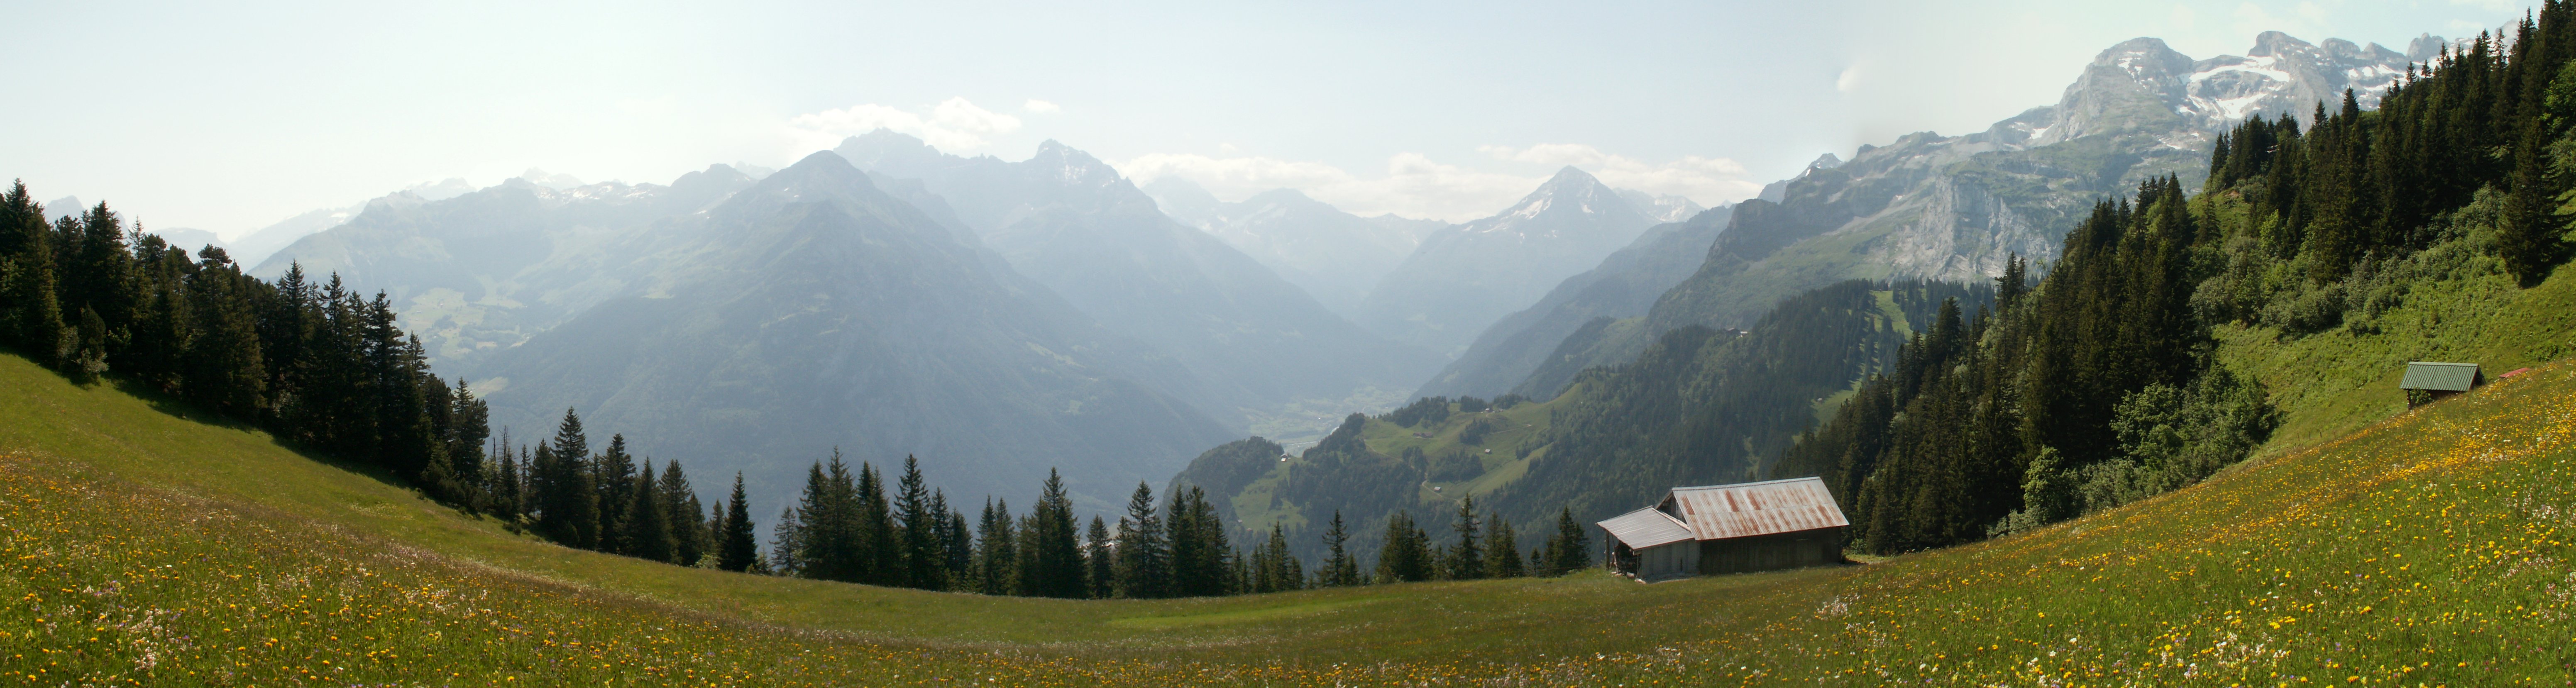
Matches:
[[1598, 477, 1850, 581]]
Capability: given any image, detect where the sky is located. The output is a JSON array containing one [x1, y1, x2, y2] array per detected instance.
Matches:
[[2, 0, 2541, 234]]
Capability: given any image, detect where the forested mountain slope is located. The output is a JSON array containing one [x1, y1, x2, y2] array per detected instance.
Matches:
[[1533, 32, 2426, 383], [1779, 15, 2576, 553], [1174, 281, 1986, 560]]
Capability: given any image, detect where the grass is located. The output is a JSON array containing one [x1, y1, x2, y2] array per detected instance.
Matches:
[[7, 286, 2576, 683]]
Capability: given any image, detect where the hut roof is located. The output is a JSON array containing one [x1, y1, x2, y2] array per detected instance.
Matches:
[[1658, 477, 1850, 540], [1598, 507, 1696, 549], [2399, 362, 2481, 392]]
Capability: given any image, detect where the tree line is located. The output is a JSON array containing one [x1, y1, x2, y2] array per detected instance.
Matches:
[[1779, 7, 2576, 553], [0, 186, 770, 571], [765, 455, 1595, 598], [0, 188, 1603, 594]]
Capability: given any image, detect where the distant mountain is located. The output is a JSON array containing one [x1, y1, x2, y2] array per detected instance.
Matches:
[[1533, 32, 2420, 381], [471, 152, 1235, 515], [1616, 189, 1707, 223], [833, 132, 1442, 431], [230, 178, 475, 267], [1356, 166, 1657, 355], [1411, 202, 1733, 400], [252, 167, 757, 365], [1144, 177, 1424, 318]]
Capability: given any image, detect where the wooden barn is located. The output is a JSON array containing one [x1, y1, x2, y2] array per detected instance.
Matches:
[[1597, 477, 1850, 581], [2400, 361, 2482, 406]]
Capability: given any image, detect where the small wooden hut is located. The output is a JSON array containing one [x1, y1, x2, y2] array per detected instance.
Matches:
[[2399, 361, 2482, 406], [1597, 477, 1850, 581]]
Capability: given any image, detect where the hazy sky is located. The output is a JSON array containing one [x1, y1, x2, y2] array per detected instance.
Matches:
[[4, 0, 2537, 234]]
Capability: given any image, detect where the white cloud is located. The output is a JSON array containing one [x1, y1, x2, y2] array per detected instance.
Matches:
[[1479, 143, 1762, 205], [1836, 64, 1863, 93], [785, 97, 1022, 154], [1023, 99, 1061, 113]]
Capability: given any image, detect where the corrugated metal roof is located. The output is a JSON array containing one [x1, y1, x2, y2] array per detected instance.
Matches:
[[2400, 362, 2481, 392], [1597, 507, 1696, 549], [1659, 477, 1850, 540]]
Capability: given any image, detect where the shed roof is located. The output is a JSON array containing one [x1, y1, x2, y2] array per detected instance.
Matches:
[[1659, 477, 1850, 540], [2399, 362, 2481, 392], [1597, 507, 1696, 549]]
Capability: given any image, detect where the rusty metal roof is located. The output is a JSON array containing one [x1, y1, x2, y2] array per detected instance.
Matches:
[[1657, 477, 1849, 540], [1597, 507, 1696, 549]]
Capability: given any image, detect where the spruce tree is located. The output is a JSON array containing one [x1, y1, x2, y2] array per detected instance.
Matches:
[[1546, 507, 1590, 576], [1085, 515, 1115, 599], [770, 505, 806, 577], [622, 462, 675, 563], [1444, 496, 1484, 580], [1376, 511, 1432, 583], [1318, 510, 1359, 587], [719, 473, 760, 572], [547, 409, 600, 549], [892, 456, 942, 590], [1113, 482, 1169, 598], [973, 498, 1017, 595], [594, 434, 637, 553], [1485, 513, 1524, 578], [657, 460, 706, 566], [1017, 469, 1088, 598]]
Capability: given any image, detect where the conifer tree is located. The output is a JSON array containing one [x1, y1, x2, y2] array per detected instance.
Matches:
[[1084, 515, 1115, 599], [1317, 510, 1360, 587], [973, 498, 1017, 595], [1017, 469, 1088, 598], [770, 505, 806, 577], [594, 434, 637, 553], [719, 473, 760, 572], [622, 462, 675, 563], [657, 460, 706, 566], [1114, 482, 1169, 598], [892, 456, 942, 590], [1166, 486, 1229, 596], [1376, 511, 1432, 583], [545, 409, 600, 549], [1545, 507, 1590, 576], [1444, 496, 1484, 580], [1485, 513, 1525, 578]]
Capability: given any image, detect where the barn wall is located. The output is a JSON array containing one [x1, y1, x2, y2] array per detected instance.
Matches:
[[1635, 541, 1700, 581], [1697, 528, 1843, 575]]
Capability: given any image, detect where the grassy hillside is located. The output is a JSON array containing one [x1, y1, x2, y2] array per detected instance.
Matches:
[[6, 349, 2574, 684]]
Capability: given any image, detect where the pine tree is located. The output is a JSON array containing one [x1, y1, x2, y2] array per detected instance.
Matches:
[[1113, 482, 1169, 598], [622, 462, 675, 563], [973, 498, 1017, 595], [545, 409, 600, 549], [1084, 515, 1115, 599], [1444, 497, 1484, 580], [718, 473, 760, 572], [1255, 525, 1302, 593], [770, 505, 806, 577], [1166, 486, 1229, 596], [657, 460, 706, 566], [1376, 511, 1432, 583], [1317, 510, 1360, 587], [1016, 469, 1088, 598], [2503, 114, 2563, 284], [893, 456, 942, 590], [1545, 507, 1590, 576], [0, 183, 69, 365], [594, 434, 637, 553], [1485, 513, 1525, 578]]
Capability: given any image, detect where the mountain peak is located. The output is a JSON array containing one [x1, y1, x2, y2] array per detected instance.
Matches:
[[1542, 166, 1599, 185], [1025, 140, 1123, 188]]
